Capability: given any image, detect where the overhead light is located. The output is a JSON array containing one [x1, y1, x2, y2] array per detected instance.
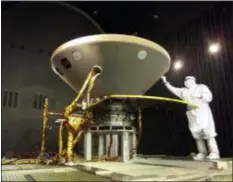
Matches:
[[208, 42, 221, 54], [173, 60, 183, 71], [153, 15, 159, 19]]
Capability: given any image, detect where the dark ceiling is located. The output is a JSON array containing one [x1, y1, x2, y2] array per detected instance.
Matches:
[[2, 1, 221, 42], [69, 1, 221, 42]]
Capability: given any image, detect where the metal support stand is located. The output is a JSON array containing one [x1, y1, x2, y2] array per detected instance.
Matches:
[[112, 134, 119, 157], [84, 125, 136, 162], [132, 132, 137, 160], [98, 135, 104, 158], [105, 134, 111, 156], [121, 131, 130, 162], [84, 131, 92, 161]]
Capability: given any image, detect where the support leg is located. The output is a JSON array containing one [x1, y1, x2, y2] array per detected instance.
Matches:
[[121, 132, 130, 162], [105, 134, 110, 157], [84, 131, 92, 161], [132, 133, 137, 159], [58, 122, 63, 162], [40, 98, 48, 158], [98, 135, 104, 158], [112, 134, 119, 157], [66, 130, 74, 164]]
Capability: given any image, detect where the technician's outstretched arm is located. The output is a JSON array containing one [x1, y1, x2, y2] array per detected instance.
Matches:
[[161, 76, 183, 99]]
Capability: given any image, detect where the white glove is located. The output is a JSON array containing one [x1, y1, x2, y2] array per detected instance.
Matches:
[[161, 76, 167, 83]]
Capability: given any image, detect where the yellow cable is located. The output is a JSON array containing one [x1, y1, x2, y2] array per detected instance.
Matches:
[[87, 94, 197, 109]]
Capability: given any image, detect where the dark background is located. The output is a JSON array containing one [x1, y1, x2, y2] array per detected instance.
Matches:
[[2, 1, 232, 157]]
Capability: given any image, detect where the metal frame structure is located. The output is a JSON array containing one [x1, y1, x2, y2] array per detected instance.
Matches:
[[83, 122, 137, 162], [39, 66, 196, 165]]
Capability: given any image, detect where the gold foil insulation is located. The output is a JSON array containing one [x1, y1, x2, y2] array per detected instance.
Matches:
[[58, 121, 64, 162], [66, 116, 88, 162], [66, 129, 74, 162], [64, 66, 101, 118], [40, 98, 49, 157], [73, 131, 84, 147], [39, 67, 101, 164], [67, 116, 85, 131]]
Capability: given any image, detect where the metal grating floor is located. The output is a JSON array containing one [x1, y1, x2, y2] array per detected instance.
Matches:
[[2, 164, 110, 181]]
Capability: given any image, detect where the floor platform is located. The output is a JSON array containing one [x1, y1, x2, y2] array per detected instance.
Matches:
[[2, 156, 232, 181]]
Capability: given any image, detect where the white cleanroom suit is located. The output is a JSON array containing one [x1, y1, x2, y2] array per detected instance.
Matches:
[[161, 76, 220, 160]]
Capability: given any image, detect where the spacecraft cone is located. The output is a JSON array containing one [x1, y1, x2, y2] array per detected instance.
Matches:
[[51, 34, 171, 97]]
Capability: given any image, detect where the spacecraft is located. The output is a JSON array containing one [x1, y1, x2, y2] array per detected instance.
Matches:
[[50, 34, 170, 96], [41, 34, 195, 165]]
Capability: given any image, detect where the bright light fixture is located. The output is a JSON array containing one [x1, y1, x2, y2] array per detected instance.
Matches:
[[208, 42, 221, 54], [173, 60, 183, 71]]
